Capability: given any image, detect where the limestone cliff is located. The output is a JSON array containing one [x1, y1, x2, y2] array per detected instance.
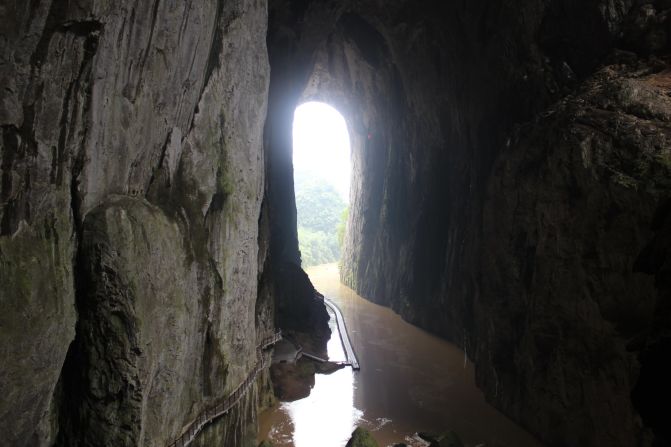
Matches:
[[1, 1, 270, 446], [2, 1, 669, 446], [329, 3, 671, 446], [262, 1, 671, 446], [479, 63, 671, 447]]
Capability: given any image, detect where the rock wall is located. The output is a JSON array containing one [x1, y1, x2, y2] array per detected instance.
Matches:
[[0, 1, 271, 445], [263, 1, 671, 446], [2, 0, 669, 446], [480, 63, 671, 447], [334, 3, 670, 447], [340, 0, 644, 342]]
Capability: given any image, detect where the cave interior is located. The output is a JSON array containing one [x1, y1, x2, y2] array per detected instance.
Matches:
[[0, 0, 670, 446]]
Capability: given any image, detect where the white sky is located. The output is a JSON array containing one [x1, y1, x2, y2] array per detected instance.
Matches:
[[293, 102, 351, 202]]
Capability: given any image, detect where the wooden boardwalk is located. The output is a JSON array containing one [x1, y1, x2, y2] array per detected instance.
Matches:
[[322, 297, 360, 370], [167, 332, 282, 447]]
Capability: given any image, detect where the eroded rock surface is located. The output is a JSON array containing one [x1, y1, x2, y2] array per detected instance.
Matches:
[[480, 63, 671, 447], [264, 1, 671, 446], [1, 0, 270, 445], [2, 0, 670, 446]]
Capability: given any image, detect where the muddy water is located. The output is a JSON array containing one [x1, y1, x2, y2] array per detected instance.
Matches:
[[259, 264, 543, 447]]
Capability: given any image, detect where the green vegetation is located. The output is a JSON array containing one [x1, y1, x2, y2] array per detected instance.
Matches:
[[295, 171, 347, 267], [346, 427, 379, 447], [297, 227, 340, 266]]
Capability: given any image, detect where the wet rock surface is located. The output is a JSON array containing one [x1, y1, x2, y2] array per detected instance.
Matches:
[[480, 62, 671, 447], [1, 1, 670, 446], [269, 329, 344, 402], [269, 262, 332, 403], [418, 431, 464, 447], [264, 1, 671, 446], [1, 0, 270, 445], [270, 358, 318, 402]]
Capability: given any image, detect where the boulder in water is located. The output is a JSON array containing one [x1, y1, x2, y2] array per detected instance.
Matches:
[[346, 427, 379, 447]]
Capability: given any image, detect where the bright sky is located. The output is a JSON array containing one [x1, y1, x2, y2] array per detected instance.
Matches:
[[293, 102, 351, 202]]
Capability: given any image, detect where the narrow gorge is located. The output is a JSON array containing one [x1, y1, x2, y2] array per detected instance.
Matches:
[[1, 1, 669, 447]]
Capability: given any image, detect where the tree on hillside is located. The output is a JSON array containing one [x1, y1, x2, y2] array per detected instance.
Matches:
[[294, 172, 347, 267]]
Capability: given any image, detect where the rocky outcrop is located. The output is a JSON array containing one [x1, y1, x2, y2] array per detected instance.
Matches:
[[0, 193, 75, 446], [262, 1, 671, 446], [2, 0, 669, 446], [480, 63, 671, 447], [419, 431, 465, 447], [346, 427, 379, 447], [332, 3, 670, 446], [58, 195, 250, 446], [338, 0, 652, 341], [1, 0, 270, 445]]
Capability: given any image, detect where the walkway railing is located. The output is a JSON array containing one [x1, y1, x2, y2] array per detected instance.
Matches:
[[167, 332, 282, 447], [322, 297, 360, 370]]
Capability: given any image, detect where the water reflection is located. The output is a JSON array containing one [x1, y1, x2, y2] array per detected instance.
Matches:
[[259, 264, 543, 447], [288, 307, 362, 447], [289, 368, 361, 446]]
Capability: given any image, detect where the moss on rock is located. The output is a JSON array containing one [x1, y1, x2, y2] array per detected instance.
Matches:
[[346, 427, 379, 447]]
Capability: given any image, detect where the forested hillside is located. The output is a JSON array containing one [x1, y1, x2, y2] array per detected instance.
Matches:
[[295, 171, 348, 267]]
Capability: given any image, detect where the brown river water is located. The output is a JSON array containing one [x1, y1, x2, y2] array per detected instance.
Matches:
[[259, 263, 543, 447]]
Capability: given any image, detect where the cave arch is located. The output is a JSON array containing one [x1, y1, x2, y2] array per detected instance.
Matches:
[[263, 8, 393, 273], [292, 101, 352, 267], [2, 1, 668, 446], [262, 3, 671, 447]]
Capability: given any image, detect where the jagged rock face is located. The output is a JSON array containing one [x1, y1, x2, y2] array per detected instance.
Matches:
[[61, 196, 206, 445], [2, 1, 669, 447], [338, 0, 647, 342], [265, 1, 671, 446], [480, 64, 671, 446], [1, 1, 270, 446]]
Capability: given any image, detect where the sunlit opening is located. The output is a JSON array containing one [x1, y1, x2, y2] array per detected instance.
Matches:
[[293, 102, 351, 268]]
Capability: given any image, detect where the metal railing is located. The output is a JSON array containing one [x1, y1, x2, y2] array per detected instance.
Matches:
[[322, 298, 360, 370], [166, 332, 282, 447]]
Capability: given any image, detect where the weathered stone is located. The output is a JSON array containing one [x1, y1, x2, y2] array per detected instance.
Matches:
[[435, 431, 464, 447], [3, 1, 670, 446], [58, 196, 209, 446], [479, 64, 671, 447], [0, 3, 94, 443], [419, 431, 465, 447], [0, 197, 75, 446], [270, 358, 317, 402], [1, 0, 270, 445], [265, 1, 671, 447]]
